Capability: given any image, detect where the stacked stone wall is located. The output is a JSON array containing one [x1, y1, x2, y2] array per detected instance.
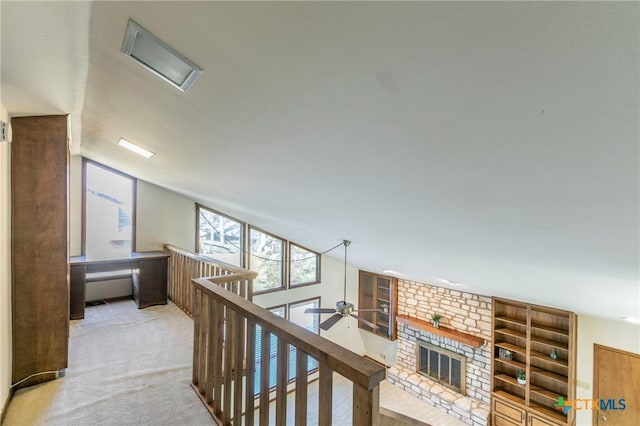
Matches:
[[391, 280, 492, 425]]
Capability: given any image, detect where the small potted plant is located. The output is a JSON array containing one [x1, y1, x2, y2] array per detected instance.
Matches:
[[431, 313, 443, 328], [517, 369, 526, 385]]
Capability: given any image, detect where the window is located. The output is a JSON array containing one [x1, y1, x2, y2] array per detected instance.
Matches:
[[288, 298, 320, 379], [194, 205, 321, 293], [83, 160, 136, 259], [254, 305, 286, 394], [196, 204, 243, 267], [289, 243, 320, 286], [249, 227, 284, 292], [416, 340, 466, 394], [253, 299, 320, 395]]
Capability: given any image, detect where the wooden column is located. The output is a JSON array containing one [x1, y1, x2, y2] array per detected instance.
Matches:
[[11, 115, 69, 388]]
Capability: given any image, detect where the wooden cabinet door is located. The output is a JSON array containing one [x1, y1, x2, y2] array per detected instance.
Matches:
[[11, 115, 69, 388], [528, 412, 560, 426], [493, 396, 526, 425], [136, 258, 168, 308]]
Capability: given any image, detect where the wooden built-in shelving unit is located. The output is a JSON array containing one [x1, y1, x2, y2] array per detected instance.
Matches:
[[491, 297, 577, 426], [358, 270, 397, 340], [396, 314, 484, 348]]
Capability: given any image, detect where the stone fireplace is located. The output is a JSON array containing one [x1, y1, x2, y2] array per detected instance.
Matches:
[[387, 280, 491, 426]]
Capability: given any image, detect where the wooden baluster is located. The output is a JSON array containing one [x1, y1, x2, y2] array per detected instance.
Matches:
[[352, 383, 379, 426], [223, 306, 234, 424], [233, 313, 245, 424], [259, 327, 270, 426], [197, 292, 208, 395], [245, 320, 256, 426], [295, 350, 308, 426], [318, 364, 332, 426], [205, 296, 216, 405], [212, 301, 224, 417], [192, 287, 202, 387], [275, 337, 288, 426]]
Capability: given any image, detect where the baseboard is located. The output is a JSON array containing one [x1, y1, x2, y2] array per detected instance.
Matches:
[[0, 386, 15, 424]]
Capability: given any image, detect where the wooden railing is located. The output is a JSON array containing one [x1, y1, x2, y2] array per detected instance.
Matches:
[[164, 244, 252, 316], [192, 276, 387, 426]]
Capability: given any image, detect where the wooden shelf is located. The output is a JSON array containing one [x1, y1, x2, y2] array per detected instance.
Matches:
[[495, 342, 526, 355], [494, 357, 526, 370], [530, 385, 565, 402], [495, 374, 525, 388], [396, 314, 485, 348], [531, 367, 567, 383], [495, 316, 526, 327], [493, 389, 525, 406], [531, 334, 569, 350], [530, 401, 568, 423], [531, 323, 568, 337], [495, 327, 526, 339]]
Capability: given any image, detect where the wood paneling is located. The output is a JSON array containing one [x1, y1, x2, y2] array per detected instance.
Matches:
[[11, 115, 69, 388]]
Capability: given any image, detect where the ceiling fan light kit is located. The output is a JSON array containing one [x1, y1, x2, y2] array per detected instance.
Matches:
[[304, 240, 381, 331]]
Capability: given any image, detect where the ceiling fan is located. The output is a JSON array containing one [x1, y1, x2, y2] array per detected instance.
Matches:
[[305, 240, 380, 331]]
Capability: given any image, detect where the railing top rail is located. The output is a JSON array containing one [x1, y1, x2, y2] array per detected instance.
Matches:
[[206, 272, 258, 283], [193, 277, 386, 390], [164, 244, 249, 275]]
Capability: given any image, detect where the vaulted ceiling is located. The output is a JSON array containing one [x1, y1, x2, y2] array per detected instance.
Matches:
[[2, 1, 638, 321]]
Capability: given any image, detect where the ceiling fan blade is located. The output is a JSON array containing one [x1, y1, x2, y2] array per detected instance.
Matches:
[[319, 313, 343, 330], [353, 308, 382, 312], [305, 308, 336, 314], [350, 314, 378, 330]]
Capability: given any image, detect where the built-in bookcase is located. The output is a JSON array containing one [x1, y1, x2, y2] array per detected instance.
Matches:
[[491, 297, 576, 426], [358, 270, 397, 340]]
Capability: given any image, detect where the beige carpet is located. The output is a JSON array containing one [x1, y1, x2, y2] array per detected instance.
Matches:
[[4, 300, 213, 426]]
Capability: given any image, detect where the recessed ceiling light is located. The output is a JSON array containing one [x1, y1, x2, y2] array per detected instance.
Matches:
[[622, 317, 640, 324], [121, 19, 203, 92], [383, 269, 401, 275], [118, 138, 155, 158]]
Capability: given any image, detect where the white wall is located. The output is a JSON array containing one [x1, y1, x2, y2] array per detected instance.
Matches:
[[575, 315, 640, 425], [0, 104, 12, 415], [135, 179, 195, 252], [69, 156, 82, 256]]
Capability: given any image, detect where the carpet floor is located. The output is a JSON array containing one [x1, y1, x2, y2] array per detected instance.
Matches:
[[4, 300, 213, 426]]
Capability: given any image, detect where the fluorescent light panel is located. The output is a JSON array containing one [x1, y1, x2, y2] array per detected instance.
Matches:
[[118, 138, 155, 158], [121, 19, 202, 92]]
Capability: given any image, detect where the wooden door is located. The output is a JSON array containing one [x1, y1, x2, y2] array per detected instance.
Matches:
[[593, 344, 640, 426]]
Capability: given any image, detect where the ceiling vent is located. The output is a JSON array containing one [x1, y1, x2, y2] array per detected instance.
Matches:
[[121, 19, 202, 92]]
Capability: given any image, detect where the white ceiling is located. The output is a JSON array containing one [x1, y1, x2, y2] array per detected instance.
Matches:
[[2, 1, 638, 321]]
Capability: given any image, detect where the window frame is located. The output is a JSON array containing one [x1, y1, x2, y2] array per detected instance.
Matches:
[[248, 225, 286, 294], [288, 242, 321, 288], [195, 203, 245, 267], [81, 158, 137, 257]]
